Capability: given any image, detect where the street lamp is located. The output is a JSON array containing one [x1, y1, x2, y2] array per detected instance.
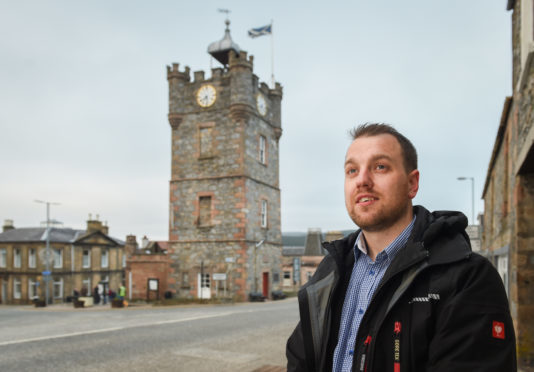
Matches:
[[34, 199, 60, 305], [457, 177, 475, 225], [253, 239, 265, 293]]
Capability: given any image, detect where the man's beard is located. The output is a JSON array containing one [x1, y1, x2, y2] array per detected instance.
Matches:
[[349, 198, 411, 232]]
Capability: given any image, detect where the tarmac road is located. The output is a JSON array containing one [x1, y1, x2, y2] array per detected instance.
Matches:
[[0, 297, 299, 372]]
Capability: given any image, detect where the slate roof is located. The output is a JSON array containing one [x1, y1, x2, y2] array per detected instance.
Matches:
[[0, 227, 124, 245], [282, 246, 305, 256]]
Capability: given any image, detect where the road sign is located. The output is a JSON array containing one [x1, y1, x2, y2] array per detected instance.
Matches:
[[225, 257, 235, 263], [42, 270, 51, 276], [213, 273, 227, 280]]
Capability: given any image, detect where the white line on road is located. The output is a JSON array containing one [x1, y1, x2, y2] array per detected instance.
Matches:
[[0, 310, 253, 347]]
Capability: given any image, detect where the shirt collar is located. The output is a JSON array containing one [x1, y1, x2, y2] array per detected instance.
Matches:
[[354, 215, 416, 263]]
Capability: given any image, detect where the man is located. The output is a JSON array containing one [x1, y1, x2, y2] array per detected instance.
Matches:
[[286, 124, 516, 371]]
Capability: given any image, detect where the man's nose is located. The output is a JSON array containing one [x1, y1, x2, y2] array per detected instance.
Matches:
[[356, 168, 373, 188]]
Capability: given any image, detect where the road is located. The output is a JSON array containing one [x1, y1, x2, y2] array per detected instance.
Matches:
[[0, 298, 299, 371]]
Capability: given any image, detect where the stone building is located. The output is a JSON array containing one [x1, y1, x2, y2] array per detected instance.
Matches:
[[166, 21, 283, 300], [0, 217, 125, 304], [281, 229, 344, 291], [482, 1, 534, 368]]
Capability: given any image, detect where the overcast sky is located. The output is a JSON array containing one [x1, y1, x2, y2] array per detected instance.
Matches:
[[0, 1, 511, 241]]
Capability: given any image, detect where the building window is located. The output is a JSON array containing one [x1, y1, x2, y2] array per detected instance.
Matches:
[[0, 248, 6, 268], [199, 126, 213, 157], [182, 272, 189, 287], [82, 249, 91, 268], [273, 272, 280, 283], [259, 135, 266, 164], [53, 248, 62, 268], [13, 278, 21, 299], [261, 200, 268, 228], [101, 249, 109, 268], [28, 248, 36, 268], [122, 253, 126, 268], [14, 248, 21, 268], [53, 277, 63, 299], [28, 278, 38, 299], [283, 271, 291, 280], [199, 196, 212, 226]]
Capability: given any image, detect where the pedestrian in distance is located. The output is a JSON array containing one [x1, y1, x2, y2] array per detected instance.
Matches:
[[286, 123, 517, 371], [118, 284, 126, 300], [93, 286, 100, 305]]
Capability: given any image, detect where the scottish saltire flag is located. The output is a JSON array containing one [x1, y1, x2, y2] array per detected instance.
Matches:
[[248, 24, 272, 38]]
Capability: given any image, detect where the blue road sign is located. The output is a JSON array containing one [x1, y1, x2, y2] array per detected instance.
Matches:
[[42, 270, 51, 276]]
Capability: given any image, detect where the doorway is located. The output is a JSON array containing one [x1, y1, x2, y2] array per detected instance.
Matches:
[[197, 273, 211, 299]]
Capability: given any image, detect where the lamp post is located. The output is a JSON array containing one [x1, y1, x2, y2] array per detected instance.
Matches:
[[35, 199, 60, 305], [253, 239, 265, 293], [457, 177, 475, 225]]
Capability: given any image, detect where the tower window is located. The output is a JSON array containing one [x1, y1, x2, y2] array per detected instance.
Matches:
[[199, 196, 212, 226], [261, 200, 268, 228], [259, 135, 266, 164]]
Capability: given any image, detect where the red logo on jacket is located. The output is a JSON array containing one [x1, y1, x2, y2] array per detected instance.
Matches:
[[492, 321, 505, 339]]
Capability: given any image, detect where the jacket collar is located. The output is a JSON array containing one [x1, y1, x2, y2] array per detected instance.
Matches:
[[322, 205, 471, 272]]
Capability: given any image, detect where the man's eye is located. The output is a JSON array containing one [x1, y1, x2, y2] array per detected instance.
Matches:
[[376, 164, 386, 170], [347, 168, 357, 175]]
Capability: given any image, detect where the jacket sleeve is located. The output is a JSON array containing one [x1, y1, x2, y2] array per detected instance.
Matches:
[[286, 321, 308, 372], [427, 256, 517, 372]]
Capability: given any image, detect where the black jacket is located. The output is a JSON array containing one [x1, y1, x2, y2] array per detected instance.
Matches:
[[286, 206, 517, 372]]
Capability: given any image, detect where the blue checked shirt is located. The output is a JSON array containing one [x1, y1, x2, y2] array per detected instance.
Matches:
[[332, 216, 416, 372]]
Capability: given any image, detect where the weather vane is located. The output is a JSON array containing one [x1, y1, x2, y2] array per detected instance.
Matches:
[[218, 8, 231, 21]]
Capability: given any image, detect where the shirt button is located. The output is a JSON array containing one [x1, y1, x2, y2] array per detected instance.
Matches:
[[358, 308, 364, 314], [369, 270, 375, 276]]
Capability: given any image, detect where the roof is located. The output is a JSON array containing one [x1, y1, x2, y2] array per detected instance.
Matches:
[[282, 246, 305, 256], [282, 233, 306, 246], [304, 229, 324, 256], [0, 227, 124, 245]]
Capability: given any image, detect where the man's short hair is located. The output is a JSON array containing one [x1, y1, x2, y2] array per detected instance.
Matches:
[[349, 123, 418, 172]]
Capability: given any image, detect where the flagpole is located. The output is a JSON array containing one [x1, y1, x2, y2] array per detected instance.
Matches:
[[270, 20, 275, 88]]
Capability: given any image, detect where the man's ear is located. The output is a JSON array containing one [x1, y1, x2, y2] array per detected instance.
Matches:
[[408, 169, 419, 199]]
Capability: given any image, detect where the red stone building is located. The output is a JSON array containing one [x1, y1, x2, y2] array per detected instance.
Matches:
[[124, 236, 171, 301]]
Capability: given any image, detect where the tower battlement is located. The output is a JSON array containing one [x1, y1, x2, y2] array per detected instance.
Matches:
[[167, 63, 191, 81], [229, 50, 253, 70]]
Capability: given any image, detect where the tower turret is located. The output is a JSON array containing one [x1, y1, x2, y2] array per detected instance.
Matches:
[[207, 20, 241, 66]]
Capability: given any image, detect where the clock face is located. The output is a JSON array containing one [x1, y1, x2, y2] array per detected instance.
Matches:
[[256, 94, 267, 116], [196, 85, 217, 107]]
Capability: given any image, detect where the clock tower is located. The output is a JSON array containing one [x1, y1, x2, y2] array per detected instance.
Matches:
[[166, 20, 283, 300]]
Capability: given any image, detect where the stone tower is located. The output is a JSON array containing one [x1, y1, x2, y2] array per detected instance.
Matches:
[[166, 21, 283, 300]]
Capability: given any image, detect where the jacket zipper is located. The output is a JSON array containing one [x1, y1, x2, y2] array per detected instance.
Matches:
[[363, 250, 429, 371], [358, 335, 372, 372], [393, 321, 402, 372]]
